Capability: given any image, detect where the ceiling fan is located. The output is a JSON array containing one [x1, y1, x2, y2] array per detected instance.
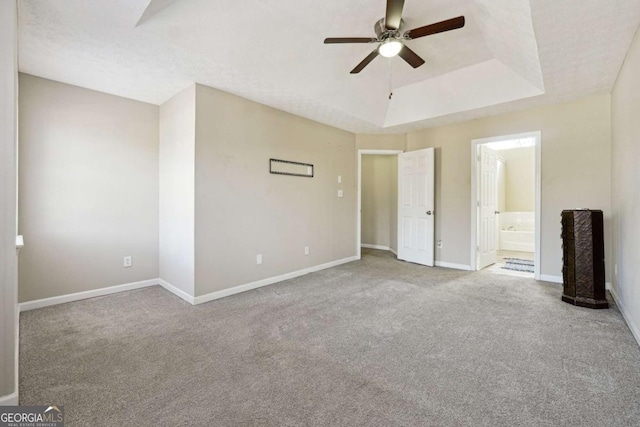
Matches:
[[324, 0, 465, 74]]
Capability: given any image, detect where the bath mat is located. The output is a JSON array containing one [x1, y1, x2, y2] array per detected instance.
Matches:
[[502, 258, 534, 273]]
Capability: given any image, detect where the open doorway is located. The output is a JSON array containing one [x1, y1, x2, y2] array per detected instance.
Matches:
[[357, 150, 402, 259], [470, 132, 541, 279]]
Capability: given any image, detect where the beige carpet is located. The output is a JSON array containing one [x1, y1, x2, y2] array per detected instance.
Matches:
[[20, 249, 640, 426]]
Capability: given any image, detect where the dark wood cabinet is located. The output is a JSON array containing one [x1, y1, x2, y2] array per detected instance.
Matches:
[[561, 210, 608, 309]]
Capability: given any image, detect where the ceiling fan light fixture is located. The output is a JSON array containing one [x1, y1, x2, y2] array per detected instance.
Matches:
[[378, 39, 403, 58], [324, 0, 465, 73]]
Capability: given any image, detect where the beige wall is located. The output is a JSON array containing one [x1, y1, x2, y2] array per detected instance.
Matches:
[[611, 24, 640, 341], [502, 147, 535, 212], [356, 134, 406, 151], [0, 0, 18, 401], [159, 85, 195, 295], [361, 155, 398, 250], [18, 74, 160, 302], [407, 94, 611, 279], [194, 84, 356, 296]]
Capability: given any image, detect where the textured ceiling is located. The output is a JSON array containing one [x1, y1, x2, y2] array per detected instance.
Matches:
[[18, 0, 640, 133]]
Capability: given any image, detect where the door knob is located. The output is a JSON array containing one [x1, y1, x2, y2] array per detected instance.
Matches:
[[426, 211, 433, 215], [495, 211, 501, 215]]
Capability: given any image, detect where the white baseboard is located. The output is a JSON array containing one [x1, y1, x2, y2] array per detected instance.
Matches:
[[193, 256, 358, 305], [608, 285, 640, 348], [539, 274, 562, 284], [158, 279, 195, 305], [389, 247, 397, 256], [361, 244, 390, 251], [0, 392, 18, 406], [435, 261, 472, 271], [19, 278, 159, 312], [17, 256, 359, 311]]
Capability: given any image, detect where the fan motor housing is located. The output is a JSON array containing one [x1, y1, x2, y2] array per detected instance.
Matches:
[[375, 18, 405, 39]]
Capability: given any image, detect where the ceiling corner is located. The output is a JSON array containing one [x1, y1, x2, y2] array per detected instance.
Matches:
[[135, 0, 178, 27]]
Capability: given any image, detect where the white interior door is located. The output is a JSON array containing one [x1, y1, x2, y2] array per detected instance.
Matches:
[[478, 145, 498, 269], [397, 148, 435, 266]]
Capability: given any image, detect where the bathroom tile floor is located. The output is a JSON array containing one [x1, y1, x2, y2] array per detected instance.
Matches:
[[483, 250, 535, 278]]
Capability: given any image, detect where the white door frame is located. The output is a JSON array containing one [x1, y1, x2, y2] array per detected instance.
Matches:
[[470, 131, 541, 279], [357, 149, 404, 259]]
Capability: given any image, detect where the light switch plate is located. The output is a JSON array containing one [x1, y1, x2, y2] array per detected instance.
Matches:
[[256, 254, 263, 265], [338, 175, 342, 183]]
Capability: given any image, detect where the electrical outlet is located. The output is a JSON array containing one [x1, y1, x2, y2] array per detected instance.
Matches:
[[338, 190, 343, 198], [256, 254, 263, 265], [436, 240, 443, 249], [124, 256, 132, 268], [304, 246, 310, 256]]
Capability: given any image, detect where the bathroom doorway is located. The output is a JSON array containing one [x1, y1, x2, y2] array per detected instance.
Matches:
[[470, 132, 541, 279]]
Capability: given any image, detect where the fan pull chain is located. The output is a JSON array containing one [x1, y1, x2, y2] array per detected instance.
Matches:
[[388, 58, 393, 100]]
